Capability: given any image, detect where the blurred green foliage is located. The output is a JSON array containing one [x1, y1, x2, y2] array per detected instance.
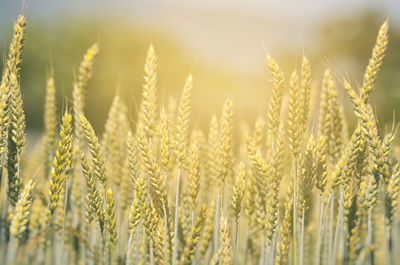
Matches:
[[0, 11, 399, 134], [1, 18, 267, 133]]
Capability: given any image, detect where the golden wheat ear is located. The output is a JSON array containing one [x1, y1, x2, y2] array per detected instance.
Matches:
[[175, 74, 193, 168], [10, 179, 35, 239], [72, 43, 99, 153], [160, 107, 170, 171], [47, 111, 72, 222], [266, 53, 284, 135], [3, 14, 27, 207], [287, 70, 301, 159], [105, 187, 118, 248], [43, 72, 57, 178], [183, 205, 207, 264], [217, 98, 234, 193], [81, 152, 105, 235], [361, 20, 389, 103], [231, 162, 246, 226], [141, 44, 158, 139], [207, 115, 219, 189], [0, 15, 26, 169], [79, 114, 108, 189], [219, 214, 232, 265], [137, 132, 167, 215]]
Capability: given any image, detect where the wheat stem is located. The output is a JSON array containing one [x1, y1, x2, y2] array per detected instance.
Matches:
[[172, 168, 181, 265], [315, 193, 323, 265]]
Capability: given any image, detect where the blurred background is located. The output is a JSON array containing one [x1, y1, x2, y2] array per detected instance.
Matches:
[[0, 0, 399, 134]]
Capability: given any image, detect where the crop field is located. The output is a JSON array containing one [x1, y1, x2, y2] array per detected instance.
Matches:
[[0, 11, 399, 265]]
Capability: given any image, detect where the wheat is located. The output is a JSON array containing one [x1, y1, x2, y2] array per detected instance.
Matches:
[[246, 132, 268, 231], [141, 44, 158, 139], [137, 133, 168, 214], [43, 73, 57, 178], [265, 125, 285, 241], [254, 117, 266, 151], [128, 195, 140, 235], [47, 111, 72, 222], [276, 196, 293, 265], [73, 43, 99, 149], [318, 70, 343, 161], [106, 188, 118, 248], [187, 138, 201, 212], [266, 53, 284, 152], [315, 135, 328, 192], [10, 179, 35, 238], [179, 205, 206, 265], [80, 114, 108, 189], [172, 74, 194, 265], [288, 70, 301, 158], [198, 199, 215, 260], [207, 115, 219, 191], [143, 200, 159, 264], [103, 94, 125, 187], [160, 107, 170, 171], [81, 153, 105, 234], [231, 162, 246, 226], [4, 14, 27, 207], [299, 56, 312, 137], [220, 215, 232, 265], [361, 20, 389, 103], [217, 98, 234, 193], [175, 75, 193, 167], [0, 14, 398, 265]]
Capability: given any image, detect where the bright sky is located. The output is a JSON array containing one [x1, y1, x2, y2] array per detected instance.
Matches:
[[1, 0, 397, 20]]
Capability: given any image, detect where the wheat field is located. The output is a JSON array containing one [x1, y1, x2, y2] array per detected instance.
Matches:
[[0, 13, 398, 265]]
